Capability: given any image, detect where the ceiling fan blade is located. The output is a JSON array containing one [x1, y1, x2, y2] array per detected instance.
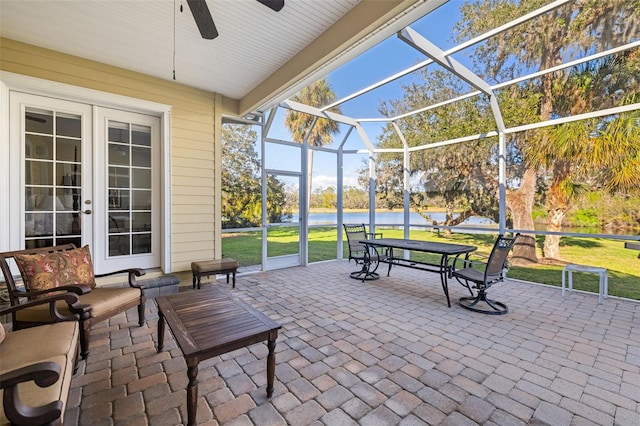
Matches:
[[256, 0, 284, 12], [186, 0, 218, 39]]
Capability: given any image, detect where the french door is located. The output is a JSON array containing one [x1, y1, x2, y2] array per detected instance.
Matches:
[[9, 92, 160, 273]]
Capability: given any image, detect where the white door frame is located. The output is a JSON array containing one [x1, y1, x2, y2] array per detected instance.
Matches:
[[0, 71, 173, 272], [262, 170, 303, 271]]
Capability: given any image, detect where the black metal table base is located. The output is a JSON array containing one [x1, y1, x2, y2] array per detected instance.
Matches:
[[458, 291, 508, 315], [350, 269, 380, 280]]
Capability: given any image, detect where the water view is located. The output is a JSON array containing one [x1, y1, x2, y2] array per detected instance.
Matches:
[[292, 211, 495, 227], [288, 212, 638, 236]]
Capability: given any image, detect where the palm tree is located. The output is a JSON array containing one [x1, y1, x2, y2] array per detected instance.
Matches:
[[526, 53, 640, 259], [284, 79, 341, 210]]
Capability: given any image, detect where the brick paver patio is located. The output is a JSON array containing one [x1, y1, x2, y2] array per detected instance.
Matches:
[[65, 260, 640, 425]]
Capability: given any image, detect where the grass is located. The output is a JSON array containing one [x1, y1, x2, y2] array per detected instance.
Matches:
[[222, 226, 640, 300]]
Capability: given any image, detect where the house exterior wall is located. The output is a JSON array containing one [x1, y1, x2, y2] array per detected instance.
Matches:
[[0, 38, 223, 273]]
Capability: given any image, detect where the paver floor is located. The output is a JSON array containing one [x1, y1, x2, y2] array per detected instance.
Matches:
[[65, 260, 640, 425]]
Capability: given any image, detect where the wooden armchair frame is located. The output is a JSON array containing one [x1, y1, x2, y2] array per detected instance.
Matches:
[[0, 244, 146, 358]]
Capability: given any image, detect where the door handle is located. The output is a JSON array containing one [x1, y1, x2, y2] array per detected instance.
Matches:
[[83, 209, 92, 215]]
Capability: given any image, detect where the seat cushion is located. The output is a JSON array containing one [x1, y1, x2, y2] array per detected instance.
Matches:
[[13, 245, 96, 296], [0, 321, 78, 376], [15, 287, 141, 323], [77, 287, 141, 318], [0, 322, 78, 425]]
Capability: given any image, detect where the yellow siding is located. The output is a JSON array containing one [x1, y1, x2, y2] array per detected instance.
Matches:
[[1, 38, 223, 272]]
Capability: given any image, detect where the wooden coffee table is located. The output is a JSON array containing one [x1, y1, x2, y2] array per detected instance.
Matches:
[[156, 287, 281, 426]]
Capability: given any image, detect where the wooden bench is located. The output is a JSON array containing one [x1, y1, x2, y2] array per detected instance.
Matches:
[[191, 258, 239, 289]]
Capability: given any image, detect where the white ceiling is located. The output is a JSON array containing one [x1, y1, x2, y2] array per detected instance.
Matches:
[[0, 0, 360, 101]]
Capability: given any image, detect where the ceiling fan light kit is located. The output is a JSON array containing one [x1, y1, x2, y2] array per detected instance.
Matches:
[[186, 0, 284, 40]]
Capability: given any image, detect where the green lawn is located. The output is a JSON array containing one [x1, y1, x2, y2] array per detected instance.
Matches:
[[222, 227, 640, 300]]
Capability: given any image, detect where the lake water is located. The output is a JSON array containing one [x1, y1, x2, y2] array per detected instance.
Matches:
[[287, 211, 637, 236], [293, 211, 495, 226]]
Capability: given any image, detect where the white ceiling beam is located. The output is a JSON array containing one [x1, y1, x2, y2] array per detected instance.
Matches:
[[505, 103, 640, 134], [408, 131, 500, 151], [398, 26, 507, 132], [354, 123, 377, 152], [492, 40, 640, 91], [398, 26, 494, 95], [392, 90, 482, 121], [279, 99, 377, 151], [324, 0, 571, 112], [279, 99, 359, 127], [357, 40, 640, 123], [321, 57, 434, 112], [449, 0, 571, 55]]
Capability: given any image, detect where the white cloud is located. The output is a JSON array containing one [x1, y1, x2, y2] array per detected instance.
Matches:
[[311, 173, 361, 191]]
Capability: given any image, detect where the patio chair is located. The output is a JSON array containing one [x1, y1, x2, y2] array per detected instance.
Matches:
[[343, 224, 384, 280], [0, 292, 84, 426], [0, 244, 146, 359], [451, 233, 519, 315]]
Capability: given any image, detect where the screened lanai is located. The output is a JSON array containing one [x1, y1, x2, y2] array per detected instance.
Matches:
[[221, 0, 640, 277]]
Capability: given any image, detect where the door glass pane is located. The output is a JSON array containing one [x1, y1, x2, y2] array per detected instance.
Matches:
[[266, 174, 299, 259], [56, 138, 81, 162], [56, 113, 81, 138], [132, 147, 151, 167], [25, 135, 53, 160], [108, 144, 129, 166], [132, 124, 151, 146], [24, 107, 82, 249], [25, 109, 53, 134], [108, 120, 152, 257]]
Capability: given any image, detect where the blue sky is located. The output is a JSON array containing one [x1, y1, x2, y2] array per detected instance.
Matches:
[[264, 0, 467, 191]]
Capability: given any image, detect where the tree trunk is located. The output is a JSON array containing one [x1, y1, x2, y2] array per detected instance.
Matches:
[[543, 184, 569, 260], [506, 167, 538, 265], [543, 209, 565, 260]]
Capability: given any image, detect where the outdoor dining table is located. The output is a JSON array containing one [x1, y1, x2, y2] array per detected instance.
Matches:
[[359, 238, 477, 307]]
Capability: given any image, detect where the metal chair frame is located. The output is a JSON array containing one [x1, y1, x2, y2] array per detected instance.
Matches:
[[343, 224, 383, 281], [452, 233, 519, 315]]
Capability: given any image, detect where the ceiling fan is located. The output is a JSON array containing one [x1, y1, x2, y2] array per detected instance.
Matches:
[[186, 0, 285, 40]]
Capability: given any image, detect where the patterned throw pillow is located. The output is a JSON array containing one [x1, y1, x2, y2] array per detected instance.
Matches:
[[0, 322, 5, 345], [14, 245, 96, 296]]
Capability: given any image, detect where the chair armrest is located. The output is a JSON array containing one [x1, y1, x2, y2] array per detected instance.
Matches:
[[96, 268, 146, 289], [366, 232, 383, 240], [0, 361, 60, 389], [0, 361, 64, 426], [0, 292, 88, 322]]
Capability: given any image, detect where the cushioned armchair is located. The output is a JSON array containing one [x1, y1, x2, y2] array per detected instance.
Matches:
[[0, 244, 146, 359], [0, 292, 83, 426]]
